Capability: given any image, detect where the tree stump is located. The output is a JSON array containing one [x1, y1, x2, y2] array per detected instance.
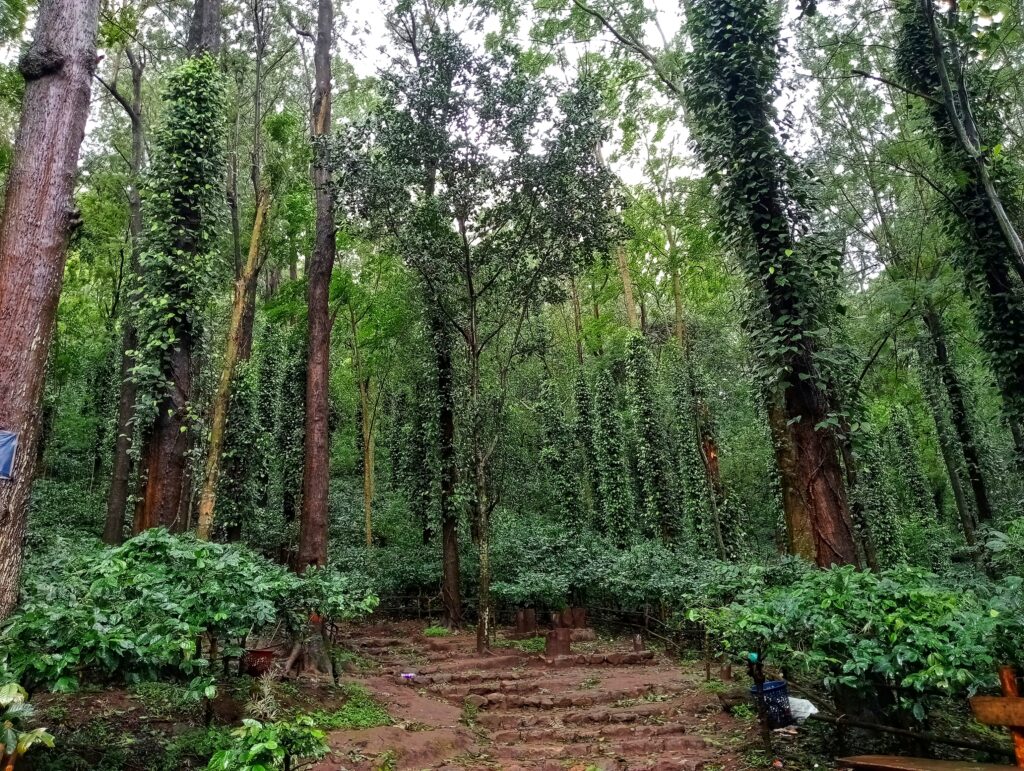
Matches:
[[514, 608, 537, 635], [545, 628, 571, 656]]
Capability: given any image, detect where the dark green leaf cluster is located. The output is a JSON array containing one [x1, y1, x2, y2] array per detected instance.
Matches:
[[130, 54, 227, 424]]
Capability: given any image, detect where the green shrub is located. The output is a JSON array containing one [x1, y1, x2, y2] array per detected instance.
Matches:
[[206, 715, 328, 770], [422, 625, 449, 637], [705, 565, 1024, 719], [2, 529, 377, 690]]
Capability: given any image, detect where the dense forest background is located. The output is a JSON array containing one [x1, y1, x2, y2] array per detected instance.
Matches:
[[2, 0, 1024, 765]]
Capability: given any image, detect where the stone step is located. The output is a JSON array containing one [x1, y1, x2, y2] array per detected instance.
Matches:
[[491, 733, 709, 762], [477, 697, 683, 730], [397, 669, 541, 686], [413, 654, 527, 675], [492, 720, 692, 745], [466, 683, 675, 711], [540, 650, 656, 668], [434, 679, 542, 698]]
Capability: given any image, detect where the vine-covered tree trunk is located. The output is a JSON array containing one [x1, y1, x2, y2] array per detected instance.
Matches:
[[686, 0, 858, 567], [0, 0, 100, 617], [196, 194, 269, 539], [897, 0, 1024, 444], [135, 0, 222, 533], [298, 0, 334, 570], [918, 347, 976, 545], [432, 312, 462, 627], [921, 306, 992, 521]]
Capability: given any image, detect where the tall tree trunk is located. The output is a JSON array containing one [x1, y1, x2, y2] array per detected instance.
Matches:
[[104, 48, 145, 545], [615, 244, 638, 329], [0, 0, 100, 618], [432, 311, 462, 627], [473, 443, 491, 654], [921, 306, 993, 521], [196, 194, 269, 539], [298, 0, 334, 570], [135, 0, 222, 533], [671, 267, 686, 349], [919, 348, 977, 545]]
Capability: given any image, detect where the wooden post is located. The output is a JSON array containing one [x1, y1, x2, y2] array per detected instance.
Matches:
[[999, 665, 1024, 767]]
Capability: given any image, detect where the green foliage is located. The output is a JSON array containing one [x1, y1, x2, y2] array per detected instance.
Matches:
[[0, 683, 55, 761], [625, 335, 678, 540], [2, 530, 377, 690], [537, 379, 585, 528], [708, 565, 1024, 719], [591, 369, 636, 544], [422, 625, 449, 638], [206, 715, 328, 771], [130, 54, 227, 426]]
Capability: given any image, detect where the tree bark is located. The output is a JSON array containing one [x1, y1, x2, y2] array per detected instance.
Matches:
[[196, 193, 269, 539], [768, 395, 859, 568], [0, 0, 100, 617], [104, 48, 145, 545], [298, 0, 334, 570]]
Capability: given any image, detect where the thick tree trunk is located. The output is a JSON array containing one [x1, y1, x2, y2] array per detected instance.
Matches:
[[135, 0, 221, 534], [298, 0, 334, 570], [136, 339, 193, 532], [104, 49, 145, 545], [196, 195, 268, 539], [0, 0, 100, 617], [921, 307, 993, 521], [768, 391, 859, 568], [432, 312, 462, 627]]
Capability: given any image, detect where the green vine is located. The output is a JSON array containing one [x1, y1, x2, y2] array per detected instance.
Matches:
[[129, 54, 226, 428]]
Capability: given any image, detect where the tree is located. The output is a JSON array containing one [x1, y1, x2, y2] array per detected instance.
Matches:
[[895, 0, 1024, 452], [131, 0, 225, 532], [336, 13, 617, 648], [684, 0, 858, 566], [297, 0, 334, 570], [0, 0, 100, 618], [625, 335, 677, 540]]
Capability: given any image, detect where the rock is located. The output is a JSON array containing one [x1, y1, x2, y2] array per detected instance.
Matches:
[[464, 694, 487, 708]]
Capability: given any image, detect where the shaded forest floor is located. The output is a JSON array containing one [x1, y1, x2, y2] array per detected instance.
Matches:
[[315, 620, 780, 770]]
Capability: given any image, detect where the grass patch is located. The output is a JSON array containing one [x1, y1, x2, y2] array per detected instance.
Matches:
[[496, 635, 545, 654], [131, 681, 202, 719], [308, 683, 391, 730], [423, 624, 450, 637]]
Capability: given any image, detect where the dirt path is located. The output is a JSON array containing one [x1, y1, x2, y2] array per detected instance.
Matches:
[[313, 620, 755, 770]]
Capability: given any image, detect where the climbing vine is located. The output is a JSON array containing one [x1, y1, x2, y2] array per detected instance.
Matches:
[[625, 335, 677, 541], [591, 368, 636, 545], [129, 54, 226, 426]]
